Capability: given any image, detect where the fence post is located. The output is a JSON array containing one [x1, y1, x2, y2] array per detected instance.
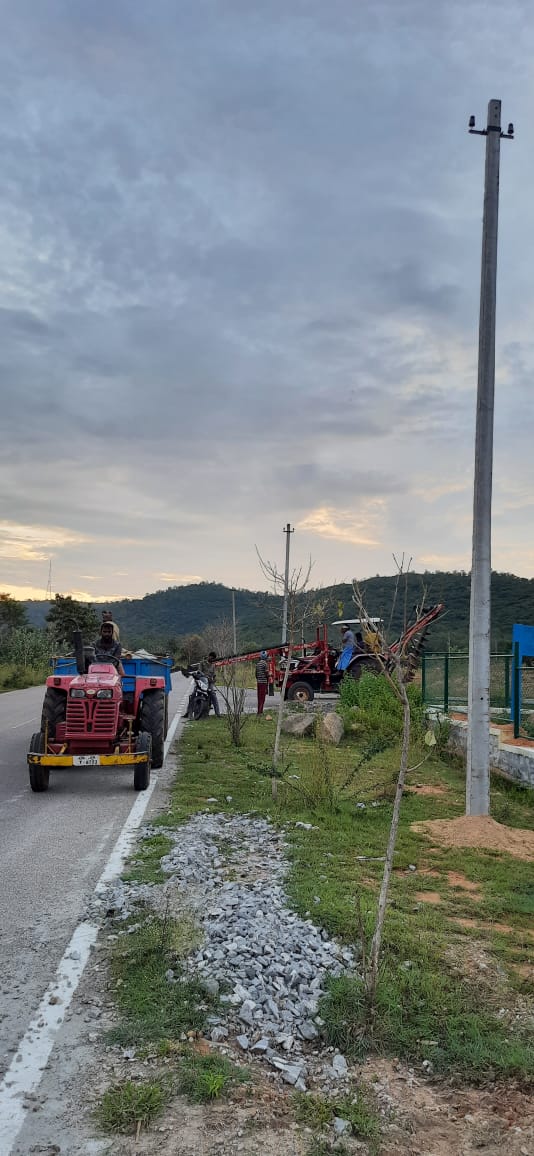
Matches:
[[421, 653, 426, 703], [513, 641, 520, 739], [444, 651, 449, 714], [504, 654, 510, 713]]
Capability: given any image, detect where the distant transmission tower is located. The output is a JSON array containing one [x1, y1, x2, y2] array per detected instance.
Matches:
[[46, 560, 53, 601]]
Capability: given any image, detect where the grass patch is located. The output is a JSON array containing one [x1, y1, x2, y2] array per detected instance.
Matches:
[[122, 833, 173, 884], [97, 1078, 169, 1133], [177, 1050, 250, 1102], [319, 970, 534, 1083], [107, 912, 212, 1046], [294, 1083, 381, 1153]]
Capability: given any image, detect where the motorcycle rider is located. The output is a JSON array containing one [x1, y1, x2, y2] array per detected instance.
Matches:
[[203, 651, 221, 717], [183, 651, 221, 718]]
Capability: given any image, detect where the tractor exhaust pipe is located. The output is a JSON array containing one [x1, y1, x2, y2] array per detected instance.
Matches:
[[73, 630, 85, 675]]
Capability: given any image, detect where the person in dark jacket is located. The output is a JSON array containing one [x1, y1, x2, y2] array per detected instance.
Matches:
[[203, 651, 221, 717], [93, 622, 125, 676], [255, 650, 269, 715]]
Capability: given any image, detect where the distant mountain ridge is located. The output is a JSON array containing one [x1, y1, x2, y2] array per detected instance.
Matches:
[[23, 571, 534, 654]]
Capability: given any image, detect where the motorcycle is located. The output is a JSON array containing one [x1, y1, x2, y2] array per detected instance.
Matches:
[[183, 667, 212, 720]]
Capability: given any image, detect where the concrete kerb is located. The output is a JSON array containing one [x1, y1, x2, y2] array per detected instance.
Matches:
[[428, 709, 534, 790]]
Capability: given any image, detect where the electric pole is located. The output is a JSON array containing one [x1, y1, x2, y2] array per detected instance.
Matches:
[[466, 100, 513, 816], [231, 589, 237, 654], [281, 523, 294, 645]]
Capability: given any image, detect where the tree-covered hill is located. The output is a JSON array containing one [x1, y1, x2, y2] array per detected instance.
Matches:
[[24, 571, 534, 655]]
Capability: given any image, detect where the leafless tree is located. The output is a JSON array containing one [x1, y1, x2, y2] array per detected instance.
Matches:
[[256, 547, 313, 799], [351, 561, 429, 1005], [202, 617, 249, 746]]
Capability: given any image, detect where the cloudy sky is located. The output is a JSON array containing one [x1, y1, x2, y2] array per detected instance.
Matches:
[[1, 0, 533, 602]]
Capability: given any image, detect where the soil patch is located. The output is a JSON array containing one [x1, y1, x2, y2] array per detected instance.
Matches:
[[447, 871, 482, 893], [411, 815, 534, 861], [406, 784, 448, 797], [415, 891, 442, 904]]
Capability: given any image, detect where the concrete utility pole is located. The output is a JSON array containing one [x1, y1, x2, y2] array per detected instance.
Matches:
[[466, 101, 514, 816], [281, 523, 294, 645], [231, 589, 237, 655]]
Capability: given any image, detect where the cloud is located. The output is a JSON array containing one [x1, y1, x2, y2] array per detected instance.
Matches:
[[297, 504, 385, 547], [0, 1, 533, 594]]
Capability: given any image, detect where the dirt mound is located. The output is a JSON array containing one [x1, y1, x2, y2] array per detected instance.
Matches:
[[411, 815, 534, 861]]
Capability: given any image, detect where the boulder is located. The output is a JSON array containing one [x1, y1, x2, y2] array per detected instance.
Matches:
[[281, 714, 315, 738], [320, 712, 344, 745]]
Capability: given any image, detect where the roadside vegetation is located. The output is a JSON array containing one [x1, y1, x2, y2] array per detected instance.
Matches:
[[168, 689, 534, 1085], [96, 669, 534, 1149]]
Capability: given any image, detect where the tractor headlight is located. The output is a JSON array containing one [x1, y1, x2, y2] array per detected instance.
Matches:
[[96, 689, 113, 699], [70, 688, 85, 698]]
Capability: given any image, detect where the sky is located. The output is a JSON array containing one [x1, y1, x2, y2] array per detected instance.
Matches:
[[1, 0, 534, 602]]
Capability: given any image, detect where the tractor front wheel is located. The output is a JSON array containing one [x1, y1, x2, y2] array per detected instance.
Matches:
[[40, 688, 66, 739], [286, 681, 315, 703], [139, 690, 165, 768], [134, 731, 152, 791], [28, 732, 50, 793]]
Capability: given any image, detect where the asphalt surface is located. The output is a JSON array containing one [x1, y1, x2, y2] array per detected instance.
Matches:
[[0, 674, 189, 1083]]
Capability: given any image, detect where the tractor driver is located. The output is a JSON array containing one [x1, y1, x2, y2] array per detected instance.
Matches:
[[93, 621, 125, 677]]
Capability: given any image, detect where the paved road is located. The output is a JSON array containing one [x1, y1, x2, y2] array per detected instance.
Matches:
[[0, 674, 189, 1081]]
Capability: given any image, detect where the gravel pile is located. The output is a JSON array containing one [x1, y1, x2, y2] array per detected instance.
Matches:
[[159, 812, 358, 1090], [99, 811, 359, 1092]]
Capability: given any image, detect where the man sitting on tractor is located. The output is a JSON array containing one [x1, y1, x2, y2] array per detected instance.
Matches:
[[93, 621, 125, 676]]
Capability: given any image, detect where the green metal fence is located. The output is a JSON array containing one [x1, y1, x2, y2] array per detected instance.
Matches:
[[421, 653, 512, 714], [421, 651, 534, 738]]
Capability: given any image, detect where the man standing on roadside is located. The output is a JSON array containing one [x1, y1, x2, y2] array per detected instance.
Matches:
[[255, 650, 269, 715]]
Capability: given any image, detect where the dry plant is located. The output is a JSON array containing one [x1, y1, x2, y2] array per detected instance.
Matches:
[[351, 561, 433, 1005], [256, 546, 313, 799], [203, 617, 248, 746]]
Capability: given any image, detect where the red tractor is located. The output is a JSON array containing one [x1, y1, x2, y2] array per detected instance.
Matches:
[[27, 632, 173, 793], [215, 603, 445, 703]]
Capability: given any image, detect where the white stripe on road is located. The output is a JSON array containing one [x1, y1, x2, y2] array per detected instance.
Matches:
[[0, 685, 189, 1155], [9, 717, 39, 729]]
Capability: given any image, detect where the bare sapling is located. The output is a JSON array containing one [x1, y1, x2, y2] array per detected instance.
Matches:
[[203, 617, 248, 746], [352, 568, 425, 1005], [256, 546, 312, 800]]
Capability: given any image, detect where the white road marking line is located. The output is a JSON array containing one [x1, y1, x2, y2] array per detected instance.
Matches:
[[0, 686, 190, 1155], [9, 717, 39, 729]]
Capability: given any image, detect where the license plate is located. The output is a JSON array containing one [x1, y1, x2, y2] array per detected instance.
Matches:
[[73, 754, 101, 766]]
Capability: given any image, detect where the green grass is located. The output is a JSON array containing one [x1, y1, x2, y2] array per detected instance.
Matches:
[[166, 715, 534, 1084], [97, 1078, 169, 1133], [177, 1050, 250, 1103], [294, 1083, 381, 1153], [122, 833, 173, 884], [107, 912, 212, 1046], [0, 662, 48, 692]]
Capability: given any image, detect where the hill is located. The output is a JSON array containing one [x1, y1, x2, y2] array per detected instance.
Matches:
[[24, 571, 534, 655]]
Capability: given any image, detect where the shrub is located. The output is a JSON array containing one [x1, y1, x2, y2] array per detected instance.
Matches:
[[340, 672, 425, 745]]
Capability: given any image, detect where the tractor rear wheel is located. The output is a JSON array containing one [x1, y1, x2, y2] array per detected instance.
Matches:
[[347, 656, 381, 681], [139, 690, 165, 768], [41, 688, 66, 739], [134, 731, 152, 791], [28, 732, 50, 793], [164, 696, 169, 737], [286, 681, 315, 703]]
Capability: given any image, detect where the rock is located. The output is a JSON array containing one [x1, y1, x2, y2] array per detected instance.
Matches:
[[299, 1020, 318, 1040], [202, 977, 220, 997], [333, 1117, 351, 1135], [281, 715, 315, 738], [280, 1064, 306, 1086], [332, 1053, 348, 1077], [320, 713, 344, 745], [235, 1035, 250, 1050]]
